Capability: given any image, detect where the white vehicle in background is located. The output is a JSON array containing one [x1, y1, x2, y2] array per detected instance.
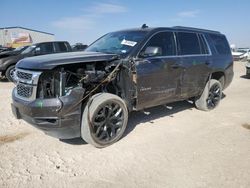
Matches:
[[232, 48, 250, 61], [232, 51, 244, 61], [238, 48, 250, 58], [231, 48, 250, 61]]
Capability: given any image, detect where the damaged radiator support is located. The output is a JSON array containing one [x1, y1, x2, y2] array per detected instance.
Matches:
[[59, 68, 66, 97], [59, 61, 122, 116]]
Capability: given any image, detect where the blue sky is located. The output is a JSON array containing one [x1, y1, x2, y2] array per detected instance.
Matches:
[[1, 0, 250, 47]]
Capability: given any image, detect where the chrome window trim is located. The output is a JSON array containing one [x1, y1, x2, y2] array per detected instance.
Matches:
[[201, 34, 212, 55]]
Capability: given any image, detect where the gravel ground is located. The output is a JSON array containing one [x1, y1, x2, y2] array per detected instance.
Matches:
[[0, 62, 250, 188]]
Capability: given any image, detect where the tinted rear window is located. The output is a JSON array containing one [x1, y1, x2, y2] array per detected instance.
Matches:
[[177, 32, 201, 55], [209, 34, 231, 55]]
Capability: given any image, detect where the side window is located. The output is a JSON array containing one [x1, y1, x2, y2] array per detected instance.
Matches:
[[57, 42, 68, 52], [140, 32, 176, 57], [39, 43, 54, 54], [177, 32, 201, 55], [209, 34, 231, 55]]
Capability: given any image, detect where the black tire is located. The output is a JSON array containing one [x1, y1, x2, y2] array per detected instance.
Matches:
[[195, 79, 222, 111], [81, 93, 128, 148], [5, 65, 15, 82]]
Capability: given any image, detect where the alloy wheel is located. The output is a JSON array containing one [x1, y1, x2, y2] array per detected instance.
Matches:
[[206, 84, 221, 109], [91, 101, 125, 144]]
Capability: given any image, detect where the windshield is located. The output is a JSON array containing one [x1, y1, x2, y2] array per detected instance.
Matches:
[[85, 31, 147, 55], [21, 45, 36, 54]]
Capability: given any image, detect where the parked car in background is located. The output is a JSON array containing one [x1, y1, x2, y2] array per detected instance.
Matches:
[[72, 43, 88, 51], [232, 48, 250, 61], [11, 26, 233, 148], [0, 46, 15, 53], [0, 45, 29, 57], [237, 48, 250, 59], [0, 41, 72, 81]]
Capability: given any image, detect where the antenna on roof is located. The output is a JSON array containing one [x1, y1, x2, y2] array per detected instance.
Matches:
[[141, 24, 148, 29]]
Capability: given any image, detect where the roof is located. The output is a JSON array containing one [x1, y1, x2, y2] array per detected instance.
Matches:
[[0, 26, 54, 35], [172, 26, 221, 34], [116, 26, 221, 35]]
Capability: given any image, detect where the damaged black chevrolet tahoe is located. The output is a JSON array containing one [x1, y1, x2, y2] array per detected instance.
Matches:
[[11, 26, 233, 148]]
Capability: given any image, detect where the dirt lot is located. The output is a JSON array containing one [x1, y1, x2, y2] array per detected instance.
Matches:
[[0, 62, 250, 188]]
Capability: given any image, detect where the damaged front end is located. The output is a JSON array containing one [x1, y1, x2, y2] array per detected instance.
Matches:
[[12, 60, 123, 139]]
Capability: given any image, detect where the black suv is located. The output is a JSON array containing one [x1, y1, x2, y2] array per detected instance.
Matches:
[[0, 41, 72, 81], [11, 26, 233, 148]]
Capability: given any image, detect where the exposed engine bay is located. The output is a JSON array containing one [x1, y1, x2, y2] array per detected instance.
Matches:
[[36, 61, 128, 101]]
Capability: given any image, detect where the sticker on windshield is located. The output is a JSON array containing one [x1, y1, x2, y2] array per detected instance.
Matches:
[[121, 39, 137, 47]]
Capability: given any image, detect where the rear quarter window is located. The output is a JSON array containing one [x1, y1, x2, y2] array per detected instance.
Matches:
[[209, 34, 231, 55]]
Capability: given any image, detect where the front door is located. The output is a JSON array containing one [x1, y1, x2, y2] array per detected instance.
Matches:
[[135, 31, 183, 110]]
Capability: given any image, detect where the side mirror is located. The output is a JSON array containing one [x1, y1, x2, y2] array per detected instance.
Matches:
[[34, 47, 41, 55], [141, 46, 162, 57]]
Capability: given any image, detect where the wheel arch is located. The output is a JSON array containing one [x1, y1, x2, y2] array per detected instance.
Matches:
[[210, 71, 225, 89], [3, 59, 17, 75]]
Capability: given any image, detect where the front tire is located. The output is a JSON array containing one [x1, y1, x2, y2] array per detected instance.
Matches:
[[5, 65, 15, 82], [81, 93, 128, 148], [195, 79, 222, 111]]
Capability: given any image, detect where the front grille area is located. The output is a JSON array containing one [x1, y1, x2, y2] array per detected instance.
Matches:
[[17, 71, 32, 80], [17, 84, 33, 98], [15, 69, 41, 101]]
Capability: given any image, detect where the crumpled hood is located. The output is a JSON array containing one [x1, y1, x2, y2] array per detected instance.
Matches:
[[16, 51, 119, 70]]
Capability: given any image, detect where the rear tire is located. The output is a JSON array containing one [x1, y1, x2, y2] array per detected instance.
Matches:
[[81, 93, 128, 148], [195, 79, 222, 111], [5, 65, 15, 82]]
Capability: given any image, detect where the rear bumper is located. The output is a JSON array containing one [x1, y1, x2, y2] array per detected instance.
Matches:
[[11, 87, 85, 139]]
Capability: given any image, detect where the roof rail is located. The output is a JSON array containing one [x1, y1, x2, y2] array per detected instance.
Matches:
[[172, 26, 221, 34]]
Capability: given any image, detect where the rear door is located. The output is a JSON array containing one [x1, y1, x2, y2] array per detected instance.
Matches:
[[135, 31, 183, 110], [176, 32, 211, 98]]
